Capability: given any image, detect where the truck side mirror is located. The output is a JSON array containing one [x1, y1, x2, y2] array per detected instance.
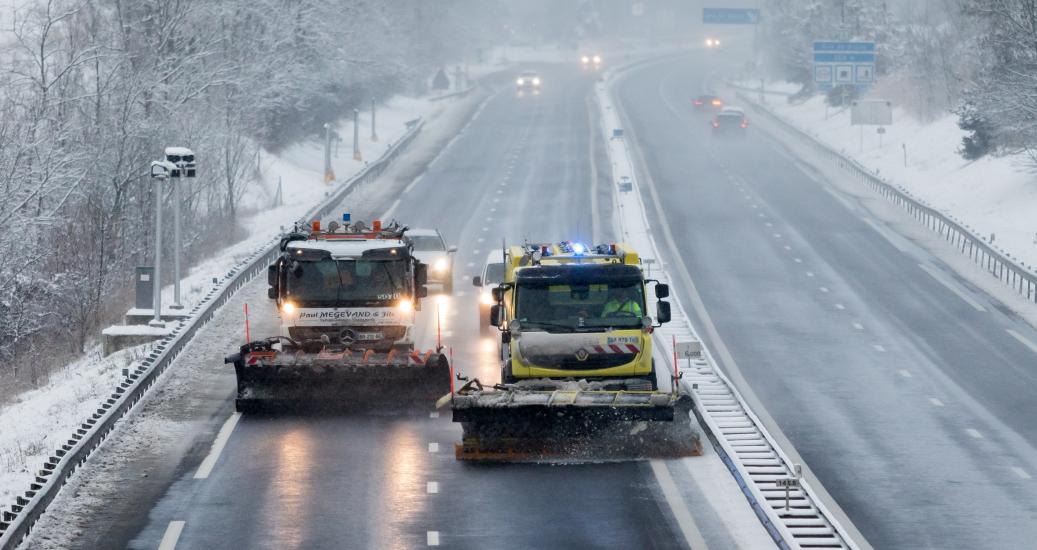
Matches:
[[267, 288, 277, 300], [448, 245, 458, 253], [472, 276, 483, 287], [490, 305, 503, 327], [656, 301, 671, 325], [267, 264, 278, 286], [415, 263, 428, 285], [491, 287, 505, 302], [655, 283, 669, 299], [417, 286, 428, 298]]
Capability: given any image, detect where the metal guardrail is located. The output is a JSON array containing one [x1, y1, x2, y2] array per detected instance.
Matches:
[[0, 118, 426, 549], [735, 90, 1037, 304], [428, 86, 475, 102]]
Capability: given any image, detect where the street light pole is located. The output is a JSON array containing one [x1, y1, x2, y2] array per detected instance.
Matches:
[[353, 108, 362, 161], [171, 178, 183, 309], [148, 161, 175, 328], [371, 98, 378, 142], [163, 147, 196, 310], [323, 123, 335, 182]]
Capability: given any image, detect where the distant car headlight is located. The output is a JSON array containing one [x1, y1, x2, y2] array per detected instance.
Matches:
[[480, 291, 494, 306], [581, 56, 590, 64], [592, 55, 602, 64], [532, 77, 541, 86], [433, 258, 449, 272], [397, 299, 414, 313], [516, 78, 524, 85]]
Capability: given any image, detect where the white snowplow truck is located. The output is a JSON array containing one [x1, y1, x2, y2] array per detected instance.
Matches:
[[225, 219, 450, 412]]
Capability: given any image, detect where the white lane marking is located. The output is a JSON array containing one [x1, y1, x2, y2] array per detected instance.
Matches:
[[428, 442, 440, 453], [489, 207, 496, 212], [477, 237, 485, 243], [863, 218, 914, 253], [794, 258, 802, 263], [898, 369, 913, 379], [454, 291, 466, 297], [784, 245, 791, 251], [158, 521, 186, 550], [966, 428, 984, 439], [819, 286, 829, 293], [429, 412, 440, 418], [481, 226, 488, 232], [472, 249, 481, 255], [806, 271, 815, 278], [835, 303, 846, 310], [852, 322, 864, 330], [773, 233, 781, 238], [427, 531, 440, 546], [443, 331, 453, 338], [1012, 467, 1032, 480], [872, 344, 886, 352], [928, 397, 945, 407], [427, 481, 440, 494], [649, 460, 710, 550], [765, 222, 773, 227], [380, 198, 402, 222], [918, 263, 987, 312], [750, 204, 758, 209], [1007, 329, 1037, 356], [466, 262, 475, 267], [194, 412, 242, 479], [492, 197, 499, 202], [758, 213, 766, 218]]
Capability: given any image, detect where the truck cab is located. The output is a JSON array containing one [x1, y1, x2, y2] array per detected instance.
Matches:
[[490, 242, 670, 389], [267, 219, 428, 352]]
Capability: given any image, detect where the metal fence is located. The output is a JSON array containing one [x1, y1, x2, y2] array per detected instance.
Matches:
[[0, 119, 426, 549], [736, 91, 1037, 304]]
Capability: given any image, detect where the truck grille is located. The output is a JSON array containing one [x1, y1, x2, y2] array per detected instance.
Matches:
[[524, 354, 636, 370]]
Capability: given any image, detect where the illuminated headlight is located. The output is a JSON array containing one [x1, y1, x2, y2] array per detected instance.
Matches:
[[433, 258, 449, 272], [592, 55, 602, 64], [397, 299, 414, 313], [516, 78, 524, 85], [281, 301, 296, 315], [532, 77, 541, 86], [581, 56, 590, 64], [480, 291, 494, 306], [706, 38, 715, 47]]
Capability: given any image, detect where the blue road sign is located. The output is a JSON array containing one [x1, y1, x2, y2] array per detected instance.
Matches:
[[702, 8, 760, 24], [813, 41, 875, 91]]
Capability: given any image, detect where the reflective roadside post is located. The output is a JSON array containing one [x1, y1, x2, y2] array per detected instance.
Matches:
[[164, 147, 197, 310], [353, 109, 362, 161], [148, 160, 177, 327]]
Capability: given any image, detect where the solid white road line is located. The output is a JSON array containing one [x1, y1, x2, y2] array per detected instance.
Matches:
[[1006, 329, 1037, 356], [427, 481, 439, 494], [194, 412, 242, 479], [380, 198, 402, 222], [898, 369, 913, 379], [917, 263, 987, 312], [649, 460, 710, 550], [1012, 467, 1032, 480], [427, 531, 441, 546], [928, 398, 945, 407], [428, 442, 440, 453], [158, 521, 186, 550], [966, 429, 984, 439]]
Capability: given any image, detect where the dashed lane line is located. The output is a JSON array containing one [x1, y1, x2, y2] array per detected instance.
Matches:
[[835, 304, 846, 310], [428, 442, 440, 453], [966, 429, 984, 439], [928, 398, 945, 407], [1006, 329, 1037, 356], [158, 521, 186, 550], [872, 344, 886, 352], [649, 460, 710, 550], [1012, 467, 1032, 480], [427, 481, 440, 494], [852, 322, 864, 330], [427, 531, 441, 546], [194, 412, 242, 479], [898, 369, 913, 379]]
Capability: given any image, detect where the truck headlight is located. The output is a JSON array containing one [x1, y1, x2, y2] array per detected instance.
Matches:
[[516, 78, 524, 85], [281, 301, 296, 315], [433, 258, 449, 272], [397, 299, 414, 313], [480, 291, 494, 305], [592, 55, 601, 64], [581, 55, 590, 64], [532, 78, 541, 86]]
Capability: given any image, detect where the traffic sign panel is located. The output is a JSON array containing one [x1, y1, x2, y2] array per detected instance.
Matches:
[[813, 41, 875, 91], [703, 7, 760, 24]]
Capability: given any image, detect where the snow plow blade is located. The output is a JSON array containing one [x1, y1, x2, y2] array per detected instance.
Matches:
[[450, 380, 700, 462], [225, 339, 450, 413]]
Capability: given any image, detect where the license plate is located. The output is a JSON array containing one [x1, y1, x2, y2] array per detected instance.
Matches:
[[357, 332, 383, 341]]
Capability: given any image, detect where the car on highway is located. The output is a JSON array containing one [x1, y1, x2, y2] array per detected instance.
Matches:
[[471, 249, 506, 333], [692, 94, 723, 111], [711, 107, 748, 136], [516, 70, 541, 93], [408, 228, 457, 293], [580, 54, 602, 69], [705, 37, 722, 49]]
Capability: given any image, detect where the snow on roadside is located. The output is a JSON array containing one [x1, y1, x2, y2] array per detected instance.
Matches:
[[736, 81, 1037, 272]]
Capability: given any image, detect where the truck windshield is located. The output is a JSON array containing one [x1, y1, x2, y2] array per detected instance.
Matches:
[[514, 281, 645, 332], [285, 259, 408, 306]]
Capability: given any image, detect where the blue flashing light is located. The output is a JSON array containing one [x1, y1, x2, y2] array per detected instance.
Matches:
[[343, 213, 351, 222], [571, 242, 585, 255]]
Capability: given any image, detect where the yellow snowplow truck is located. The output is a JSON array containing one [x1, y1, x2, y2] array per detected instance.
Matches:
[[450, 241, 699, 461], [225, 218, 450, 413]]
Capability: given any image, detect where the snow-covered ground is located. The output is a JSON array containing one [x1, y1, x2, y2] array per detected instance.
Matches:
[[736, 81, 1037, 272], [0, 94, 438, 507]]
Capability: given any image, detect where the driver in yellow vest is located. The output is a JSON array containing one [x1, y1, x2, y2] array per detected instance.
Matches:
[[601, 286, 642, 317]]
